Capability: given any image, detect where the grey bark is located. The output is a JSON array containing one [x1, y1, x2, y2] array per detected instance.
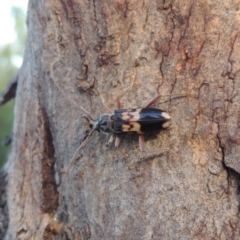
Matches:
[[3, 0, 240, 239], [0, 170, 8, 239]]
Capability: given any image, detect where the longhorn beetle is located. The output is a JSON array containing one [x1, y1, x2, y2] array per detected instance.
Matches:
[[51, 75, 187, 195]]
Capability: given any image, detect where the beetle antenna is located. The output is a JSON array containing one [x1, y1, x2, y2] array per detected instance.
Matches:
[[50, 62, 94, 119], [60, 127, 96, 198], [145, 93, 188, 108]]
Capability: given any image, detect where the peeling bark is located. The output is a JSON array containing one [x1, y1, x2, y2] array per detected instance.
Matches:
[[3, 0, 240, 239]]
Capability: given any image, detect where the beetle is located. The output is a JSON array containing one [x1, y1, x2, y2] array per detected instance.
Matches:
[[51, 76, 186, 194], [86, 95, 174, 153]]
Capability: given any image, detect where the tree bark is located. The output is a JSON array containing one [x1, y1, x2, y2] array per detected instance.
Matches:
[[3, 0, 240, 239]]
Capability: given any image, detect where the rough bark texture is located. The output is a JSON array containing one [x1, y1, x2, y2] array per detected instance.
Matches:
[[4, 0, 240, 239], [0, 170, 8, 239]]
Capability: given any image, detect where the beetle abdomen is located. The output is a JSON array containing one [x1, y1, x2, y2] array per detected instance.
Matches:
[[113, 108, 170, 134]]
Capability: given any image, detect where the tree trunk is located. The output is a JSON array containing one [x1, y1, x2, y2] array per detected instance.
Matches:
[[3, 0, 240, 239]]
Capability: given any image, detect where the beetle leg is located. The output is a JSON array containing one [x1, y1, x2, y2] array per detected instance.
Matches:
[[115, 135, 121, 147], [107, 134, 114, 146], [114, 135, 128, 157], [139, 134, 145, 152], [117, 97, 121, 109]]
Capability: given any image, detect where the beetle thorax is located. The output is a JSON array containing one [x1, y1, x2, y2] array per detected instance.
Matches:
[[93, 114, 114, 133]]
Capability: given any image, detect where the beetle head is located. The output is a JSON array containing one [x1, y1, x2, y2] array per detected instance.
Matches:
[[94, 114, 113, 134]]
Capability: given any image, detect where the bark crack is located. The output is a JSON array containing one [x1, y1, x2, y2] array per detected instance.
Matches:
[[178, 2, 194, 51], [212, 109, 231, 192], [225, 32, 239, 80], [93, 0, 101, 39], [38, 103, 59, 213], [34, 83, 59, 214]]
